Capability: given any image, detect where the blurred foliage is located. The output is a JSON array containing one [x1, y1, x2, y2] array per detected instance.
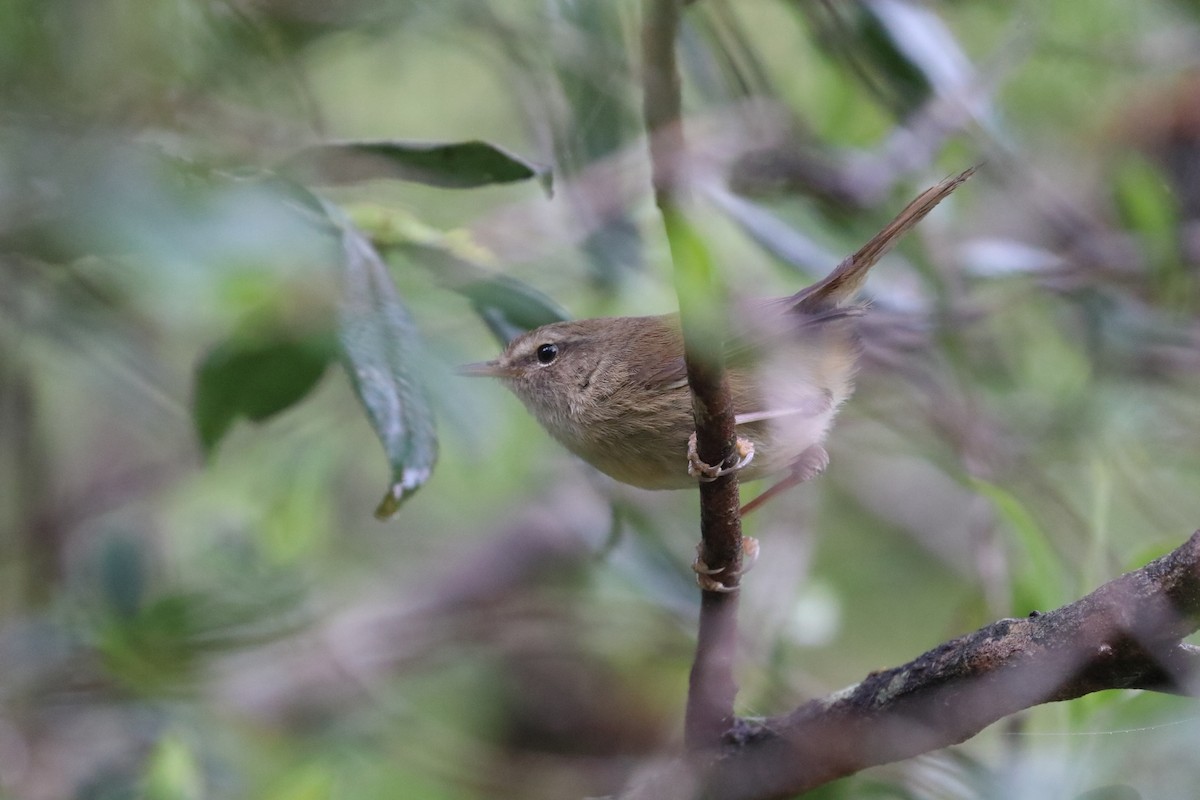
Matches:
[[194, 329, 336, 457], [4, 1, 1200, 798]]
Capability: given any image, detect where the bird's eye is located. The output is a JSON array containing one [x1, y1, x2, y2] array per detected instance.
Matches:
[[535, 343, 558, 365]]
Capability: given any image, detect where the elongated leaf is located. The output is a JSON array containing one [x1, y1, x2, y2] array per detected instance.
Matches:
[[405, 242, 569, 344], [144, 736, 204, 800], [332, 207, 438, 518], [194, 332, 334, 456], [1113, 155, 1178, 242], [970, 478, 1067, 611], [863, 0, 962, 107], [1112, 155, 1193, 307], [550, 0, 644, 285], [287, 140, 552, 196], [797, 0, 971, 115], [347, 203, 569, 344]]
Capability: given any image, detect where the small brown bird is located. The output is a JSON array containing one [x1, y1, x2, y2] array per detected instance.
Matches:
[[461, 169, 972, 512]]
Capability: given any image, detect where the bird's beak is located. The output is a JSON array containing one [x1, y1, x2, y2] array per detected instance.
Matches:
[[456, 360, 517, 379]]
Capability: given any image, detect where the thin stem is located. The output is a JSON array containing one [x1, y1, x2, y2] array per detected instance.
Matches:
[[641, 0, 745, 751]]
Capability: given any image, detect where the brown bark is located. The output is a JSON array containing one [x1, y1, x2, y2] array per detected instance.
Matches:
[[621, 531, 1200, 799]]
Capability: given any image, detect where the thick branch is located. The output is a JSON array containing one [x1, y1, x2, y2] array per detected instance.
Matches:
[[618, 531, 1200, 799], [641, 0, 745, 751], [688, 530, 1200, 800]]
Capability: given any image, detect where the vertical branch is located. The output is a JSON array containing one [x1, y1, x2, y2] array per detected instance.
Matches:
[[641, 0, 745, 751]]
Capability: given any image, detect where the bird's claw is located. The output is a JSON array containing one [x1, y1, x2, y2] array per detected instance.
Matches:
[[692, 536, 760, 592], [688, 432, 755, 482]]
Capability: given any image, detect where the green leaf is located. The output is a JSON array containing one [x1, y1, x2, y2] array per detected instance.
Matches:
[[193, 332, 334, 457], [796, 1, 969, 117], [332, 208, 439, 518], [347, 203, 569, 344], [1113, 154, 1179, 244], [286, 140, 552, 196], [857, 3, 940, 112], [262, 763, 335, 800], [548, 0, 643, 287], [1111, 154, 1192, 307], [970, 478, 1067, 610], [410, 242, 569, 344], [143, 734, 204, 800]]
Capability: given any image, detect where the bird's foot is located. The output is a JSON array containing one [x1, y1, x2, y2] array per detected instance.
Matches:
[[692, 536, 760, 592], [687, 432, 755, 482]]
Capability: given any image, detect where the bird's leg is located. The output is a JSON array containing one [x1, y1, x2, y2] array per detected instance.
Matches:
[[687, 432, 755, 481], [689, 443, 828, 589], [692, 535, 760, 593], [686, 432, 758, 591], [740, 444, 829, 516]]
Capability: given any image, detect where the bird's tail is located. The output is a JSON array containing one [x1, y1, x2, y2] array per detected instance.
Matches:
[[791, 166, 976, 312]]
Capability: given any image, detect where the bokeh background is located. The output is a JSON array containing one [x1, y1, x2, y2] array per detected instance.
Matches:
[[4, 1, 1200, 798]]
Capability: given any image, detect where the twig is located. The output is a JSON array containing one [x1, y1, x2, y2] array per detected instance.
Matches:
[[641, 0, 746, 751]]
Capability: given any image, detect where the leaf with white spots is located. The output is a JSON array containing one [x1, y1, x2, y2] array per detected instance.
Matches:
[[332, 206, 438, 518]]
